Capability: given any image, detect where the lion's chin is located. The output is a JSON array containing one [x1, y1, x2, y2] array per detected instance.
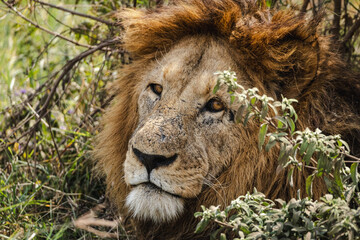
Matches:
[[125, 184, 185, 223]]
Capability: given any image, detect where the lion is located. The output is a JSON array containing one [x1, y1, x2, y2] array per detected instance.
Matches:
[[94, 0, 360, 239]]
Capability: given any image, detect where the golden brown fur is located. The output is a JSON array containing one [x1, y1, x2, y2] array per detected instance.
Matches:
[[95, 0, 360, 239]]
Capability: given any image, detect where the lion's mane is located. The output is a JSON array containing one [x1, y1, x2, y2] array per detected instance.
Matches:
[[95, 0, 360, 239]]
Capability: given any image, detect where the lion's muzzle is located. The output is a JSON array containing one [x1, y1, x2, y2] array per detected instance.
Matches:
[[133, 147, 178, 174]]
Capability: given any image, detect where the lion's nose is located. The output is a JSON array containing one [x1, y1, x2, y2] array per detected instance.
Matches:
[[133, 147, 178, 174]]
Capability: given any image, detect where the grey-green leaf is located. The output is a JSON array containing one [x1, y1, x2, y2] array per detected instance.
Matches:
[[306, 174, 314, 198], [303, 141, 316, 165], [258, 123, 268, 151], [195, 218, 210, 233]]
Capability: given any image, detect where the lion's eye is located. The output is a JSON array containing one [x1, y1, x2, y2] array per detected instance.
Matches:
[[205, 98, 225, 112], [149, 84, 163, 96]]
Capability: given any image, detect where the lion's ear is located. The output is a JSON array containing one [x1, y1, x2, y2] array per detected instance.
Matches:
[[230, 11, 321, 98]]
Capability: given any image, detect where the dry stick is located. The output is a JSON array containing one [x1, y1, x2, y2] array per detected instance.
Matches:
[[342, 17, 360, 44], [311, 0, 317, 14], [74, 203, 119, 239], [48, 116, 63, 174], [156, 0, 164, 7], [331, 0, 342, 41], [301, 0, 310, 12], [1, 0, 93, 49], [344, 152, 360, 162], [33, 0, 118, 26]]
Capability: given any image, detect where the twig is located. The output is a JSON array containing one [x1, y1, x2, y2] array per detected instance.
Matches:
[[344, 152, 360, 162], [342, 17, 360, 44], [26, 103, 49, 127], [214, 219, 234, 229], [1, 0, 94, 49], [311, 0, 317, 15], [331, 0, 342, 41], [33, 0, 118, 26], [156, 0, 164, 7], [301, 0, 310, 12], [74, 203, 119, 239], [47, 115, 63, 174]]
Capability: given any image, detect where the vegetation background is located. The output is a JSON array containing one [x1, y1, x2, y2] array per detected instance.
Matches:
[[0, 0, 359, 239]]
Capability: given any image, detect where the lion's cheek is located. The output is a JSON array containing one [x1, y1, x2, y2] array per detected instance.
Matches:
[[152, 167, 205, 198]]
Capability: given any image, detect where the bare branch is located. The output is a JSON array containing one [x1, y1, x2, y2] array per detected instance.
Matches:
[[74, 203, 119, 239], [156, 0, 164, 7], [331, 0, 342, 41], [33, 0, 118, 26], [301, 0, 310, 13], [344, 152, 360, 162], [342, 17, 360, 44], [1, 0, 94, 48]]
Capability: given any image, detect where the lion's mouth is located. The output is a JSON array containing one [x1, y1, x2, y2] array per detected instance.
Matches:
[[131, 182, 182, 198]]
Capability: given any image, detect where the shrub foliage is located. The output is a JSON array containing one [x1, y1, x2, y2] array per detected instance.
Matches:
[[195, 71, 360, 239]]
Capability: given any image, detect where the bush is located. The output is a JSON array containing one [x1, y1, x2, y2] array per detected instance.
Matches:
[[195, 71, 360, 239]]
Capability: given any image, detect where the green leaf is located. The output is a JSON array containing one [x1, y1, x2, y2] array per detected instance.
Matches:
[[277, 143, 286, 164], [260, 102, 268, 120], [194, 212, 203, 218], [278, 144, 292, 166], [258, 123, 268, 151], [333, 160, 344, 194], [286, 117, 296, 134], [350, 162, 359, 187], [213, 82, 220, 94], [195, 218, 210, 233], [287, 167, 294, 187], [220, 233, 227, 240], [243, 112, 254, 126], [306, 174, 315, 198], [316, 152, 326, 177], [230, 95, 236, 104], [279, 144, 293, 165], [299, 139, 308, 156], [250, 97, 257, 105], [274, 116, 287, 130], [324, 176, 334, 194], [268, 102, 278, 115], [235, 104, 247, 124], [303, 141, 316, 165], [265, 137, 277, 152], [340, 140, 350, 152]]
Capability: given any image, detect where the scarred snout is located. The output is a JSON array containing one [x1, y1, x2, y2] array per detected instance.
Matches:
[[132, 147, 178, 174], [131, 113, 187, 158]]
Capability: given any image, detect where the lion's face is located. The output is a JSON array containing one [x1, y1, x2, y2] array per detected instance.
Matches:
[[124, 37, 246, 222]]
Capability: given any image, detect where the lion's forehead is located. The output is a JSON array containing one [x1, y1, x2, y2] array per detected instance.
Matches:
[[145, 36, 238, 98]]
